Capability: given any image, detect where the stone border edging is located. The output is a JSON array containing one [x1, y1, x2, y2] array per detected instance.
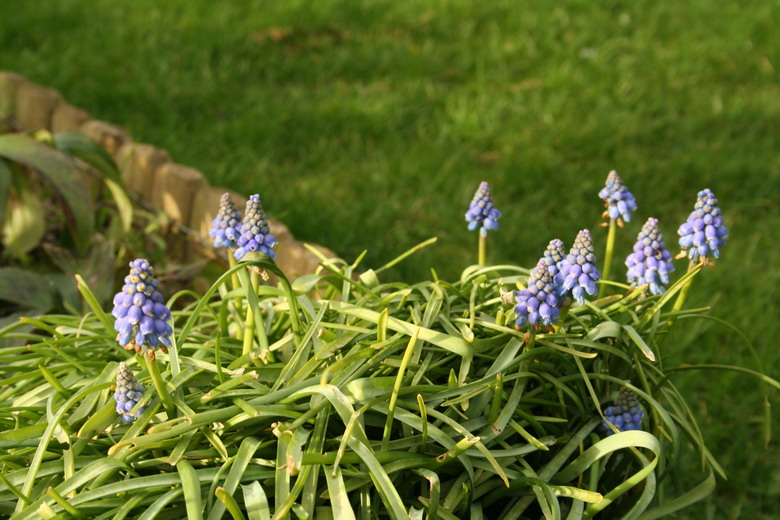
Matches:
[[0, 70, 334, 277]]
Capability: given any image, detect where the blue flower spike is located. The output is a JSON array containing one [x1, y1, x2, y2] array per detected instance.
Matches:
[[540, 238, 566, 291], [677, 189, 728, 264], [234, 194, 278, 261], [602, 388, 644, 435], [114, 362, 146, 424], [598, 170, 637, 225], [559, 229, 601, 305], [465, 181, 502, 236], [515, 259, 562, 331], [209, 193, 243, 250], [626, 218, 675, 295], [111, 259, 172, 360]]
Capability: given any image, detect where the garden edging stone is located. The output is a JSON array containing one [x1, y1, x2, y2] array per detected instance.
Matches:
[[0, 70, 334, 277]]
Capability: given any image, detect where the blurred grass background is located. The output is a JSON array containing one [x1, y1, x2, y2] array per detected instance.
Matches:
[[1, 0, 778, 516]]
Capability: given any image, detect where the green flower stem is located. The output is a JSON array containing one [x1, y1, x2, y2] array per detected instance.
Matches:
[[478, 231, 487, 266], [599, 218, 617, 298], [240, 268, 269, 359], [488, 372, 504, 424], [554, 302, 572, 333], [241, 269, 261, 358], [668, 261, 697, 327], [513, 331, 536, 407], [228, 253, 241, 293], [228, 253, 243, 340], [144, 356, 175, 419]]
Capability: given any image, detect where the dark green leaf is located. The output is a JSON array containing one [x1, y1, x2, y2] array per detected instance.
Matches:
[[0, 267, 56, 309], [0, 133, 93, 251], [53, 131, 133, 232], [0, 158, 10, 230], [1, 172, 45, 258]]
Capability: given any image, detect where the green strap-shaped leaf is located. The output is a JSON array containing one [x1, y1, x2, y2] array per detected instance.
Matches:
[[243, 482, 271, 520], [324, 466, 356, 520], [75, 400, 117, 439], [11, 458, 128, 519], [622, 324, 656, 361], [177, 460, 204, 520], [326, 301, 473, 359], [638, 471, 715, 520], [585, 320, 622, 341], [207, 437, 261, 520], [215, 487, 247, 520], [15, 382, 113, 514], [554, 430, 661, 517], [413, 469, 440, 520], [638, 261, 703, 328], [0, 133, 93, 251], [138, 488, 184, 520], [286, 385, 409, 520]]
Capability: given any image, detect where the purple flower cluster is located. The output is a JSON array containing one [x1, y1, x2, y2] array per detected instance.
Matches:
[[515, 260, 562, 328], [540, 238, 566, 291], [209, 193, 243, 250], [234, 194, 278, 261], [111, 259, 172, 360], [114, 362, 146, 424], [559, 230, 600, 305], [598, 170, 637, 222], [626, 218, 675, 295], [465, 182, 501, 234], [602, 388, 644, 435], [678, 189, 728, 262]]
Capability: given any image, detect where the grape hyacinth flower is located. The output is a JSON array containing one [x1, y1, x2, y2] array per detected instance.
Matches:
[[626, 218, 675, 295], [540, 238, 566, 291], [465, 182, 502, 235], [559, 229, 601, 305], [209, 193, 243, 250], [598, 170, 637, 223], [677, 189, 728, 263], [515, 260, 562, 329], [114, 362, 146, 424], [234, 194, 278, 261], [111, 259, 172, 360], [602, 388, 644, 435]]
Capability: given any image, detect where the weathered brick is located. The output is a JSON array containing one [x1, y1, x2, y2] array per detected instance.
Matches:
[[0, 71, 27, 121], [15, 83, 62, 130], [268, 219, 293, 244], [275, 240, 335, 278], [80, 120, 129, 159], [156, 163, 206, 224], [190, 187, 246, 239], [189, 185, 226, 240], [116, 143, 170, 198], [52, 103, 90, 133]]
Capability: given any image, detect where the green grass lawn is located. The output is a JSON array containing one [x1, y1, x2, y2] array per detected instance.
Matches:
[[2, 0, 779, 516]]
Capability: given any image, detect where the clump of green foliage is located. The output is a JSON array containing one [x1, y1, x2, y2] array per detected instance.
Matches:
[[0, 130, 166, 329], [1, 204, 775, 519]]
